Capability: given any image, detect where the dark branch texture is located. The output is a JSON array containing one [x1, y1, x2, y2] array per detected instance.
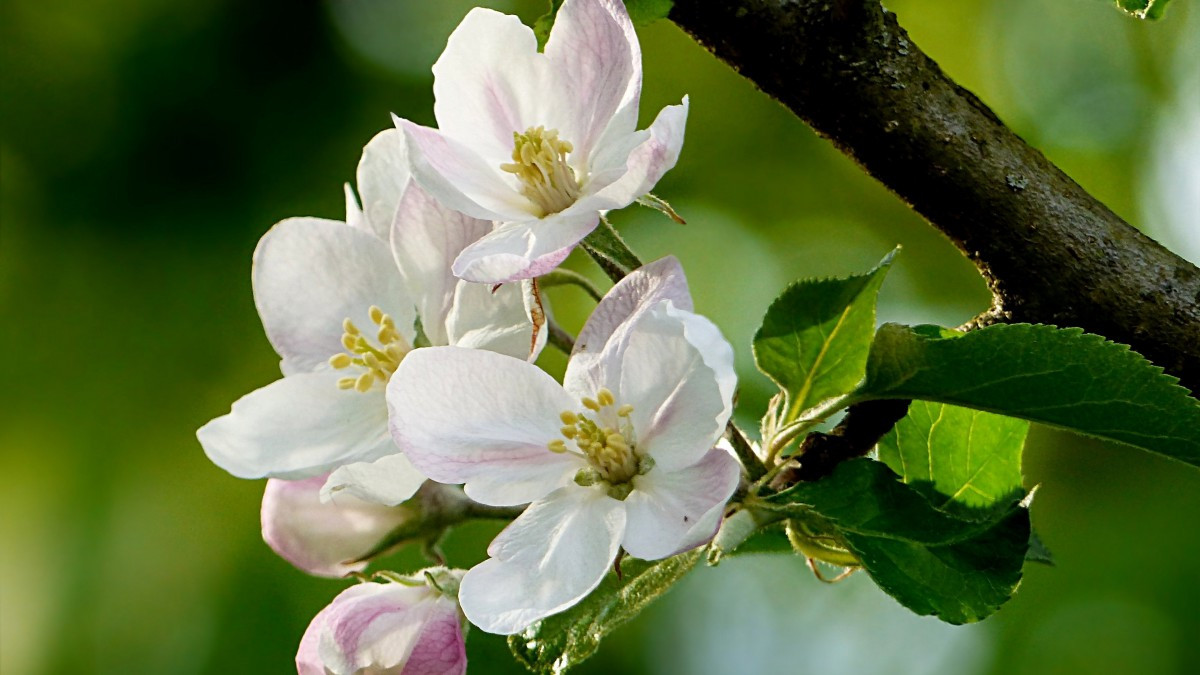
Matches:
[[669, 0, 1200, 395]]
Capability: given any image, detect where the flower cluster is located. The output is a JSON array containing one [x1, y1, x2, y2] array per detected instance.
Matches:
[[197, 1, 740, 672]]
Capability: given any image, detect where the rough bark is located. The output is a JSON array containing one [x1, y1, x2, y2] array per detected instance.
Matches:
[[669, 0, 1200, 396]]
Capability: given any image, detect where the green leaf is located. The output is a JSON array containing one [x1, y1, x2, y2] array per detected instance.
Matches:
[[860, 323, 1200, 468], [754, 249, 895, 422], [625, 0, 675, 24], [878, 401, 1029, 520], [1113, 0, 1172, 20], [533, 1, 564, 48], [768, 459, 1029, 623], [535, 1, 675, 48], [509, 550, 701, 673]]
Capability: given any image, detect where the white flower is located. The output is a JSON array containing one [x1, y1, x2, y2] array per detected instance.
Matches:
[[395, 0, 688, 284], [387, 258, 739, 634], [297, 572, 468, 675], [261, 474, 415, 578], [198, 130, 545, 504]]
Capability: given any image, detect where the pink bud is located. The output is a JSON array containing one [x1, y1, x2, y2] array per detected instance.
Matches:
[[297, 577, 467, 675], [261, 476, 412, 578]]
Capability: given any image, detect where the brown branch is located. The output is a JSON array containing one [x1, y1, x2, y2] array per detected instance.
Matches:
[[669, 0, 1200, 396]]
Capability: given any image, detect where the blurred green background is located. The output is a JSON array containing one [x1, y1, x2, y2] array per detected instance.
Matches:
[[3, 0, 1199, 673]]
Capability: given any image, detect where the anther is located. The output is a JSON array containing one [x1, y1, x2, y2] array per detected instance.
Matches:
[[337, 377, 357, 390], [560, 426, 577, 439], [329, 354, 353, 369], [355, 373, 374, 393], [548, 440, 568, 454], [597, 388, 615, 407], [369, 306, 385, 324], [582, 397, 600, 411], [343, 319, 359, 335], [560, 411, 578, 425], [617, 404, 634, 417]]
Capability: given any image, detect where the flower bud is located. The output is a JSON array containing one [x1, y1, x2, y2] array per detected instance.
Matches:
[[261, 476, 414, 578], [296, 572, 468, 675]]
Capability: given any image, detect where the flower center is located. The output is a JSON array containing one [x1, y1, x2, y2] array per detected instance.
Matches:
[[548, 388, 651, 494], [500, 126, 582, 217], [329, 305, 412, 392]]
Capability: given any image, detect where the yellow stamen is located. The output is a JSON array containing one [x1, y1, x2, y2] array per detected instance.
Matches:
[[331, 307, 413, 393], [551, 391, 640, 487], [500, 126, 582, 217]]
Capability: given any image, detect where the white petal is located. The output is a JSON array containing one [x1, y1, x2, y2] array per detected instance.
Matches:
[[198, 371, 393, 479], [444, 279, 538, 361], [544, 0, 641, 162], [321, 453, 427, 507], [390, 182, 492, 344], [399, 118, 533, 222], [622, 447, 740, 560], [572, 256, 693, 359], [450, 213, 596, 284], [673, 305, 738, 424], [459, 487, 625, 634], [387, 347, 581, 506], [356, 128, 412, 241], [521, 277, 550, 362], [253, 217, 415, 375], [589, 98, 689, 210], [261, 476, 411, 578], [344, 183, 365, 232], [431, 7, 550, 166], [313, 583, 439, 673]]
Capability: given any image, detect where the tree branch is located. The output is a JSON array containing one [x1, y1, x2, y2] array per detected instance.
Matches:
[[669, 0, 1200, 395]]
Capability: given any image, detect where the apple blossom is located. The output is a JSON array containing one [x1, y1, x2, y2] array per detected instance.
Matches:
[[396, 0, 688, 284], [387, 260, 740, 634], [198, 129, 544, 505], [297, 571, 468, 675]]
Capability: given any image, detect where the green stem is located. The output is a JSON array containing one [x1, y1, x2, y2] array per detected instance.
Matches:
[[546, 319, 577, 354], [538, 268, 605, 302], [763, 393, 858, 466], [581, 215, 643, 282]]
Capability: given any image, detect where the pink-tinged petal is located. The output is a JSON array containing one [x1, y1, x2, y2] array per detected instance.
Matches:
[[431, 8, 550, 166], [614, 303, 732, 472], [543, 0, 640, 163], [390, 183, 492, 343], [387, 347, 581, 506], [297, 599, 335, 675], [254, 217, 415, 375], [572, 256, 693, 358], [459, 487, 625, 634], [400, 597, 468, 675], [589, 98, 689, 210], [198, 371, 393, 479], [398, 118, 532, 222], [622, 446, 740, 560], [444, 280, 539, 361], [314, 583, 438, 674], [321, 453, 427, 507], [450, 213, 596, 284], [356, 128, 412, 241], [262, 476, 412, 578]]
